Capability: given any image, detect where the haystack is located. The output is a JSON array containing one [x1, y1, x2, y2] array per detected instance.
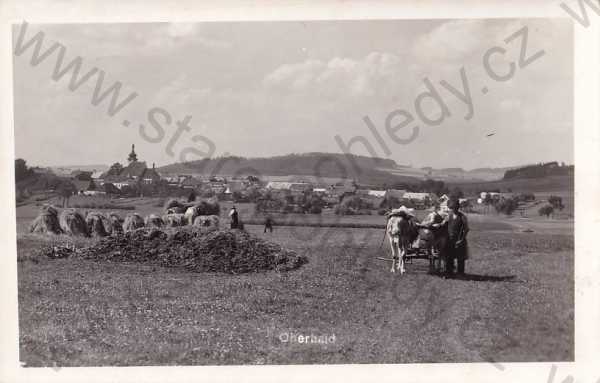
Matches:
[[162, 213, 186, 227], [108, 213, 124, 236], [145, 214, 164, 228], [29, 205, 62, 235], [193, 215, 220, 231], [184, 199, 220, 225], [123, 213, 145, 233], [98, 213, 113, 235], [59, 209, 89, 237], [86, 211, 108, 237], [165, 206, 186, 214], [163, 198, 185, 213], [195, 199, 220, 215]]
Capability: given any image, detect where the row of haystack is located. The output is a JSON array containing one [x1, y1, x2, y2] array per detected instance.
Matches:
[[30, 200, 222, 237], [163, 198, 221, 227]]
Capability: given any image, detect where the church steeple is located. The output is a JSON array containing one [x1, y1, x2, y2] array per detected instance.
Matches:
[[127, 144, 138, 163]]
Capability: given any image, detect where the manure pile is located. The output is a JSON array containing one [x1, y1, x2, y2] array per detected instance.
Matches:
[[73, 227, 307, 273]]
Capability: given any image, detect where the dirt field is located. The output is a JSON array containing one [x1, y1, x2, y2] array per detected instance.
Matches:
[[16, 201, 574, 366]]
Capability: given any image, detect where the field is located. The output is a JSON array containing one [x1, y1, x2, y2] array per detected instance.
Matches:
[[15, 198, 574, 366]]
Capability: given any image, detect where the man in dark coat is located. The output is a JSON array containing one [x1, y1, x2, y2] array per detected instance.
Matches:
[[264, 215, 273, 233], [445, 199, 469, 275], [229, 206, 239, 229]]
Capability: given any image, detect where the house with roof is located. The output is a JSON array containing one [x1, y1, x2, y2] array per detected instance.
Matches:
[[356, 189, 387, 206], [401, 192, 437, 208], [97, 144, 162, 191], [386, 189, 407, 200], [181, 176, 203, 189]]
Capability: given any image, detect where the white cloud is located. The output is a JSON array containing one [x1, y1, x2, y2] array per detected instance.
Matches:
[[263, 52, 408, 101]]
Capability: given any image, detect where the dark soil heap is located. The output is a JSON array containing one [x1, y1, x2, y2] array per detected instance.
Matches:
[[73, 227, 307, 274]]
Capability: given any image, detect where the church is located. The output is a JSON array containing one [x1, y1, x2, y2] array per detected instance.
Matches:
[[102, 144, 161, 189]]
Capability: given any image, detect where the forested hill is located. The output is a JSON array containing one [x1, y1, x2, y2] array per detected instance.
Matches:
[[158, 153, 419, 185], [503, 162, 574, 180]]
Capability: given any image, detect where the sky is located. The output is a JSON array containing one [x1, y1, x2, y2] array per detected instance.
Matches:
[[12, 19, 573, 169]]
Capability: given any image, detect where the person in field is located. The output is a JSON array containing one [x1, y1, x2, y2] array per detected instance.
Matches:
[[444, 199, 469, 276], [419, 203, 444, 229], [229, 206, 239, 229], [264, 215, 273, 233]]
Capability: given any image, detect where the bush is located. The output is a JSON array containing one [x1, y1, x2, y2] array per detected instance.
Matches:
[[548, 195, 564, 210], [538, 204, 554, 217], [516, 193, 536, 202], [334, 195, 373, 215], [494, 197, 518, 215]]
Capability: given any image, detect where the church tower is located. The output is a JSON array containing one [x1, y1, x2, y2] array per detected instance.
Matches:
[[127, 144, 138, 163]]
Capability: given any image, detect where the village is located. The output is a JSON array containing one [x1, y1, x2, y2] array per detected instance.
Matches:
[[21, 144, 518, 217]]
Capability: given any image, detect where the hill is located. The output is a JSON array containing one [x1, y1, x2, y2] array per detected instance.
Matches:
[[158, 153, 422, 186], [502, 162, 573, 180], [449, 175, 574, 194]]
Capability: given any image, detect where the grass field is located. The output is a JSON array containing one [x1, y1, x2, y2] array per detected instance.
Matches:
[[16, 199, 574, 366]]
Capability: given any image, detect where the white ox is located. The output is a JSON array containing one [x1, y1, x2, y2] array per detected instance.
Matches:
[[385, 207, 418, 274]]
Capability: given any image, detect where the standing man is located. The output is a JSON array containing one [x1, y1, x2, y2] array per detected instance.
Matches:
[[264, 215, 274, 233], [445, 199, 469, 276], [229, 205, 239, 229]]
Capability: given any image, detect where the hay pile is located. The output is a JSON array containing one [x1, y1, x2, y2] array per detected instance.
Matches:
[[123, 213, 144, 233], [162, 213, 186, 227], [59, 209, 89, 237], [163, 198, 186, 212], [193, 215, 220, 228], [29, 205, 62, 235], [145, 214, 164, 228], [86, 211, 108, 237], [76, 227, 307, 274], [183, 199, 220, 225], [108, 213, 124, 236]]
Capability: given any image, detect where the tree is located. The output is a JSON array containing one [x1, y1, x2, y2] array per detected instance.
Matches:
[[107, 162, 124, 176], [538, 204, 554, 218], [15, 158, 33, 181], [56, 180, 77, 207], [449, 186, 464, 200], [548, 195, 564, 211], [380, 196, 400, 209], [494, 197, 518, 215]]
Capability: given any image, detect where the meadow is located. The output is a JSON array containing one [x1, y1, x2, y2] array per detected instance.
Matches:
[[15, 198, 574, 366]]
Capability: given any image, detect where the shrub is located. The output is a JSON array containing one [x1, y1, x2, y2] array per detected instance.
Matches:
[[516, 193, 535, 202], [548, 195, 564, 210], [538, 204, 554, 218], [494, 197, 518, 215]]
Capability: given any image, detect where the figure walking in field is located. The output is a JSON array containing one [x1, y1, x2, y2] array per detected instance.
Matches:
[[264, 215, 273, 233], [229, 206, 239, 229], [444, 199, 469, 276]]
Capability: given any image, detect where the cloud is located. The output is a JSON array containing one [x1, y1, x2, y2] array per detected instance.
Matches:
[[263, 52, 409, 103], [413, 20, 488, 63]]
